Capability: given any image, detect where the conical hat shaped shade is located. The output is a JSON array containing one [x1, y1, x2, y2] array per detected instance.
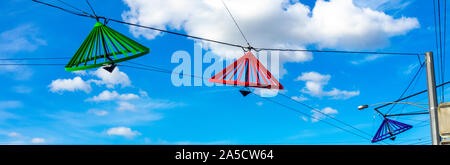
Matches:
[[371, 118, 413, 143], [65, 22, 150, 71], [209, 51, 283, 89]]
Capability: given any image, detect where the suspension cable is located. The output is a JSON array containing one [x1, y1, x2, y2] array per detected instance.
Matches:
[[31, 0, 424, 56]]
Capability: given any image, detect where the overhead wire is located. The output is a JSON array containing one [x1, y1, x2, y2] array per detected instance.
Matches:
[[108, 18, 245, 49], [277, 93, 375, 139], [442, 0, 447, 102], [0, 57, 71, 60], [124, 56, 425, 145], [26, 0, 437, 144], [253, 48, 424, 56], [254, 94, 377, 143], [384, 62, 425, 115], [0, 61, 380, 143], [442, 1, 446, 103], [0, 57, 407, 144], [0, 63, 66, 66], [439, 0, 444, 86], [118, 61, 379, 144], [396, 136, 431, 145], [55, 0, 92, 16], [433, 0, 443, 103], [439, 0, 446, 102], [31, 0, 93, 18], [31, 0, 424, 56], [407, 140, 432, 145], [221, 0, 251, 47], [392, 64, 426, 118], [85, 0, 97, 18]]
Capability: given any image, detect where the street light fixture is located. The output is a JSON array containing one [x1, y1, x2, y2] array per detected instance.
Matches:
[[358, 105, 369, 110], [357, 102, 429, 111]]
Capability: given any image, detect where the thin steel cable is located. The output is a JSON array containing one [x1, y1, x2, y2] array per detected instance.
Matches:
[[0, 56, 421, 144], [85, 0, 97, 17], [221, 0, 251, 47], [31, 0, 94, 18], [443, 0, 447, 102], [385, 62, 425, 114], [0, 60, 383, 144], [278, 93, 374, 138], [407, 140, 432, 145], [254, 48, 424, 56], [438, 0, 445, 102], [0, 63, 66, 66], [31, 0, 424, 56], [0, 57, 71, 60], [124, 61, 380, 140], [374, 81, 450, 110], [434, 0, 443, 100], [125, 61, 171, 73], [108, 18, 245, 49], [393, 66, 425, 117], [119, 61, 378, 143], [255, 93, 376, 143], [397, 137, 431, 145], [417, 54, 422, 64], [55, 0, 92, 16]]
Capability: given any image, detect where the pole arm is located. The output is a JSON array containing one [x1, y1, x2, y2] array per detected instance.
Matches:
[[373, 81, 450, 111], [360, 102, 429, 117], [385, 112, 429, 117], [367, 102, 429, 111]]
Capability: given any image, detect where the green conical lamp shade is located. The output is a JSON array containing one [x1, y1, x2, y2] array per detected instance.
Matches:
[[65, 22, 150, 71]]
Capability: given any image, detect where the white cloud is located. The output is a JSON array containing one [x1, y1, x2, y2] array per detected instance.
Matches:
[[325, 88, 360, 100], [139, 90, 148, 97], [89, 67, 131, 88], [0, 64, 33, 80], [48, 67, 132, 94], [8, 132, 21, 137], [12, 85, 32, 94], [0, 24, 46, 80], [311, 107, 338, 122], [296, 71, 331, 83], [0, 24, 46, 53], [253, 88, 281, 97], [305, 0, 418, 49], [256, 102, 263, 106], [122, 0, 418, 75], [85, 90, 139, 102], [0, 100, 23, 110], [106, 126, 140, 138], [47, 109, 163, 128], [296, 71, 359, 99], [350, 54, 385, 65], [31, 138, 45, 144], [403, 63, 419, 75], [291, 96, 308, 102], [72, 70, 88, 76], [87, 109, 109, 116], [87, 90, 119, 102], [300, 116, 309, 122], [0, 111, 19, 122], [0, 101, 21, 122], [141, 99, 185, 110], [115, 93, 139, 100], [117, 101, 136, 111], [48, 76, 92, 93], [354, 0, 412, 11]]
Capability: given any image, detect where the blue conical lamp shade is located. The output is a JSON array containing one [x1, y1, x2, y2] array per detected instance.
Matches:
[[372, 118, 412, 143]]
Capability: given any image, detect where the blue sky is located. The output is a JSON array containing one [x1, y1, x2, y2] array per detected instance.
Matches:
[[0, 0, 446, 145]]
